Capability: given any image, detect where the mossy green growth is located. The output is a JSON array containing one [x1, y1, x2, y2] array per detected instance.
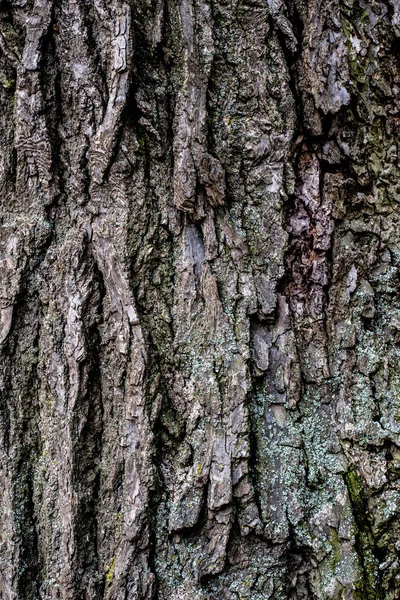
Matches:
[[0, 19, 24, 55], [344, 469, 382, 600], [1, 75, 15, 90], [0, 61, 16, 97], [328, 527, 342, 568], [345, 468, 365, 514], [105, 555, 116, 591], [342, 17, 353, 41]]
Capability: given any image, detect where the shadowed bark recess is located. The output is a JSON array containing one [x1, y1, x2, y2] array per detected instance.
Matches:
[[0, 0, 400, 598]]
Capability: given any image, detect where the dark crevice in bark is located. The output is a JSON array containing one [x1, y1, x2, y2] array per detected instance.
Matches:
[[70, 253, 105, 598], [246, 371, 265, 530], [285, 521, 314, 599], [39, 3, 64, 220], [15, 459, 42, 599], [147, 399, 164, 600], [9, 291, 43, 599]]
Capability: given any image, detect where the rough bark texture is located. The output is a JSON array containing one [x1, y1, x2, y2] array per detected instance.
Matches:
[[0, 0, 400, 598]]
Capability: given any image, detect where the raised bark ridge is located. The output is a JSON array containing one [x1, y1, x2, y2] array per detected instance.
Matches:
[[0, 0, 399, 598]]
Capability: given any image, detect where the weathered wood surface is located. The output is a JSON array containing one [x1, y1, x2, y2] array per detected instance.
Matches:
[[0, 0, 399, 598]]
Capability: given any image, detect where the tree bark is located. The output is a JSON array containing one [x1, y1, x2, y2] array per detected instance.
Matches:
[[0, 0, 399, 598]]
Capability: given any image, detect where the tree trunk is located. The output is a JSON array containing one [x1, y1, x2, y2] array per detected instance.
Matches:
[[0, 0, 399, 598]]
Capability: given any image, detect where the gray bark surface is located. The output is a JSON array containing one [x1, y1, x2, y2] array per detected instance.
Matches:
[[0, 0, 399, 598]]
